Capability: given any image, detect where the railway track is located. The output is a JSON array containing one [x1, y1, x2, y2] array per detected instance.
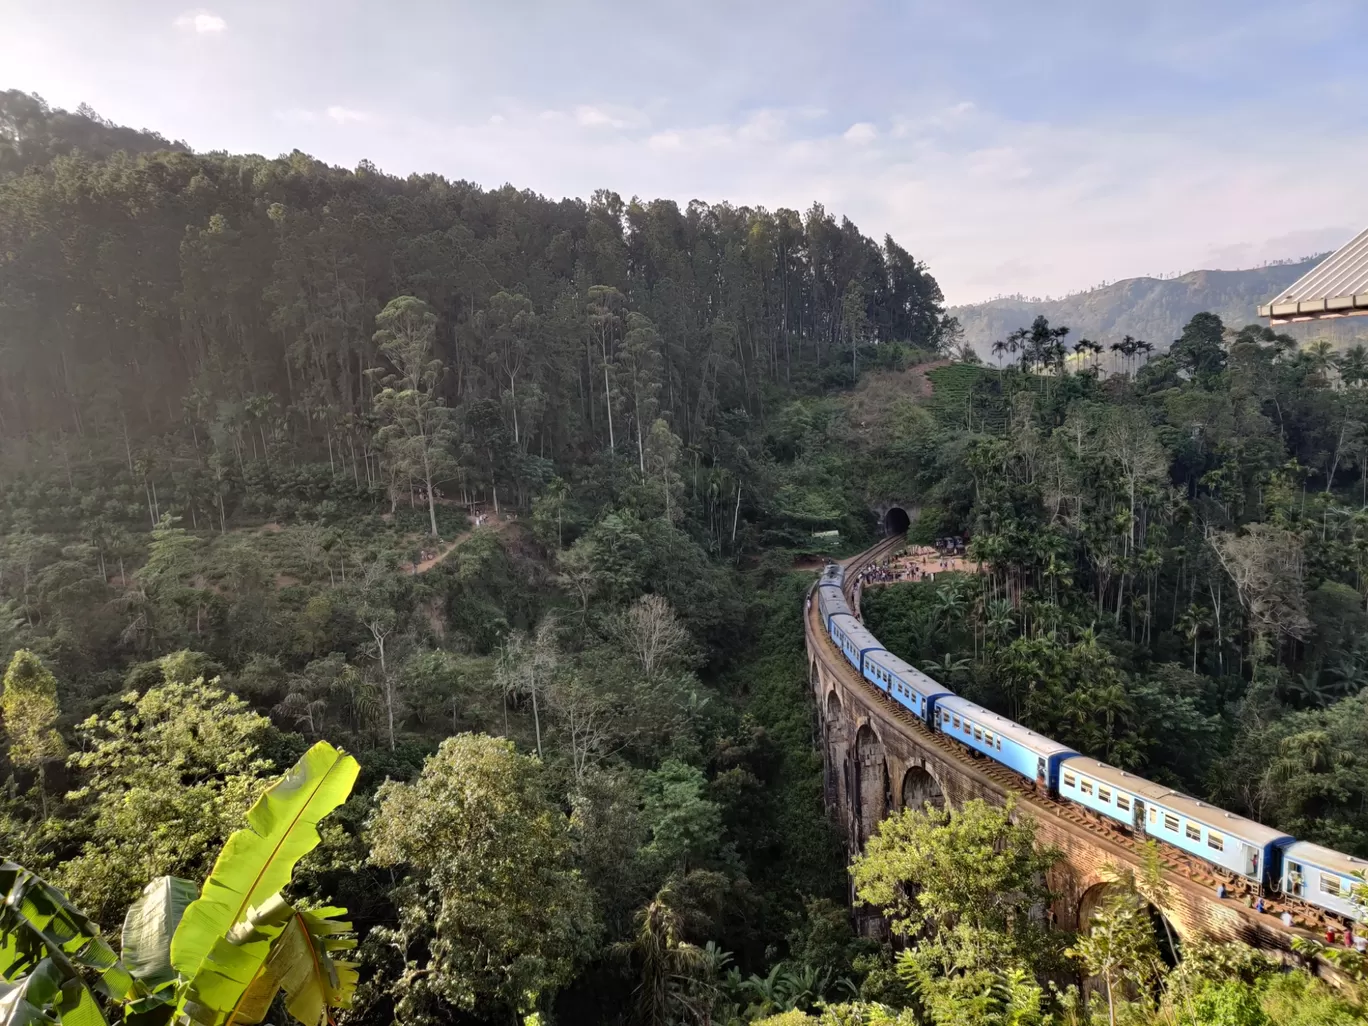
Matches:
[[807, 535, 1325, 950]]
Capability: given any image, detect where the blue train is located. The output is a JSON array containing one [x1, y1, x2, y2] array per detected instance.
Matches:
[[815, 563, 1368, 924]]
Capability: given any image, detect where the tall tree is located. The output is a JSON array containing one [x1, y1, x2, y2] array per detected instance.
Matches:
[[369, 734, 600, 1023], [370, 295, 459, 538], [0, 649, 65, 818]]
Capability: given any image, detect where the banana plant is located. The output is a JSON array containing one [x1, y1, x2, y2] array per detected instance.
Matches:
[[0, 741, 360, 1026]]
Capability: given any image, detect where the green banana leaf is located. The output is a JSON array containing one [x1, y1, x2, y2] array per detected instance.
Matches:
[[0, 958, 63, 1026], [218, 904, 356, 1026], [178, 897, 295, 1026], [120, 878, 198, 991], [169, 741, 358, 984], [264, 905, 357, 1026], [0, 861, 136, 1015]]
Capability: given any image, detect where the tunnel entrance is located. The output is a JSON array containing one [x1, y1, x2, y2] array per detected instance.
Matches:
[[884, 506, 911, 536]]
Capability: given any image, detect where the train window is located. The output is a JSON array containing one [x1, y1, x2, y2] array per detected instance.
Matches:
[[1097, 786, 1111, 803], [1063, 771, 1076, 788], [1185, 823, 1201, 842], [1163, 813, 1179, 832], [1207, 832, 1224, 852], [963, 720, 971, 735], [995, 737, 1002, 750], [1148, 808, 1157, 823], [984, 731, 994, 746], [952, 716, 960, 729], [973, 727, 982, 741], [1116, 794, 1131, 812], [1321, 874, 1343, 897], [1080, 779, 1093, 796]]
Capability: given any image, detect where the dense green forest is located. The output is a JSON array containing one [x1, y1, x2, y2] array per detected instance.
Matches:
[[1, 91, 1367, 1026]]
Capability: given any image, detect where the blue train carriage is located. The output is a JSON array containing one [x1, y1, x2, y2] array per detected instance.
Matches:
[[934, 695, 1076, 791], [863, 649, 952, 724], [1281, 841, 1368, 922], [1142, 790, 1292, 888], [828, 613, 884, 674], [1058, 757, 1179, 834], [818, 581, 851, 622]]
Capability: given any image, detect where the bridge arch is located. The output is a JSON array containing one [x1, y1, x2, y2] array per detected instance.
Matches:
[[1078, 880, 1182, 969], [854, 723, 890, 846], [900, 764, 945, 812], [883, 506, 911, 536]]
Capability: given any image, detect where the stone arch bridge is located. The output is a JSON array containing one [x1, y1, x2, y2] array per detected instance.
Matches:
[[807, 536, 1311, 957]]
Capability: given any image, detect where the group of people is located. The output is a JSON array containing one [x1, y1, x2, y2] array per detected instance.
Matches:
[[851, 541, 977, 591], [1231, 887, 1368, 949]]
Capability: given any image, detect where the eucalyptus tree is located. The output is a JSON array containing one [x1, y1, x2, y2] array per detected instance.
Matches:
[[370, 295, 459, 538]]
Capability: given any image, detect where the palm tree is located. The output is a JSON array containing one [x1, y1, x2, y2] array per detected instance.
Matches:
[[1306, 338, 1338, 383], [922, 654, 971, 681], [1175, 604, 1210, 674], [614, 885, 709, 1026], [991, 338, 1010, 368], [1337, 343, 1368, 389], [985, 599, 1015, 649]]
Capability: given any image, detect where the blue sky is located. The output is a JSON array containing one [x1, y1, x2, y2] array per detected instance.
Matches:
[[6, 0, 1368, 303]]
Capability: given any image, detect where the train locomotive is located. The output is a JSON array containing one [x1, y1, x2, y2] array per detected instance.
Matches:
[[813, 562, 1368, 925]]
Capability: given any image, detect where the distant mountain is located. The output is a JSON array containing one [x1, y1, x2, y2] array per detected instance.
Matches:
[[950, 257, 1368, 359]]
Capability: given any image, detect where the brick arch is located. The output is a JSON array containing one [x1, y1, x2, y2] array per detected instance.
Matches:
[[1077, 879, 1183, 970], [900, 763, 946, 812]]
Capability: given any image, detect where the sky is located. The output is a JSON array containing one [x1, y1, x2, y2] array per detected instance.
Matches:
[[5, 0, 1368, 304]]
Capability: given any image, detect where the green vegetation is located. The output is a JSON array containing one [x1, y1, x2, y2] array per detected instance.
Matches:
[[2, 92, 1368, 1025]]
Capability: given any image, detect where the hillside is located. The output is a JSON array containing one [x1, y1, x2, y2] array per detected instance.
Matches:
[[950, 257, 1368, 357]]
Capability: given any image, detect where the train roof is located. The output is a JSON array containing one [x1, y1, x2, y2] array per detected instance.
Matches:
[[935, 694, 1076, 758], [1156, 790, 1293, 849], [821, 564, 845, 584], [1058, 757, 1176, 803], [1283, 841, 1368, 881], [864, 649, 953, 697], [829, 613, 883, 653]]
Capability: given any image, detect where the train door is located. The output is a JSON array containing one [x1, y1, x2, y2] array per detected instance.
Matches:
[[1243, 846, 1260, 879], [1134, 799, 1146, 834], [1035, 758, 1046, 792], [1286, 860, 1304, 897]]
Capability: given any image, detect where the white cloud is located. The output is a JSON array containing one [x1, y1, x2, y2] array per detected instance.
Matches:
[[843, 122, 877, 144], [326, 106, 369, 124], [574, 106, 623, 129], [174, 10, 226, 34], [573, 105, 649, 130]]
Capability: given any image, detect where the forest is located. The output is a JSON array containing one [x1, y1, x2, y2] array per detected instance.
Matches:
[[1, 89, 1367, 1026]]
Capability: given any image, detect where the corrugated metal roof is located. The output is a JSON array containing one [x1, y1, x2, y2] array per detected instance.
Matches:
[[1259, 226, 1368, 323]]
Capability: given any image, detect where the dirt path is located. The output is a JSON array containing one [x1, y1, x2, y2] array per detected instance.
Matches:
[[908, 358, 950, 397], [410, 516, 514, 574]]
